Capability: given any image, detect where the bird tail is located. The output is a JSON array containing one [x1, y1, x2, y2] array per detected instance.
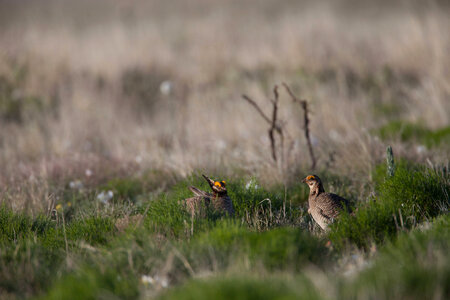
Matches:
[[189, 186, 209, 197]]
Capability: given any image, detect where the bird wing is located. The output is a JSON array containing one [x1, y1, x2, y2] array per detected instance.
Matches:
[[184, 195, 211, 216], [315, 193, 347, 219], [189, 186, 212, 197]]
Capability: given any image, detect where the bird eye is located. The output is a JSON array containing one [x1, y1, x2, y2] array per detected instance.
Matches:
[[221, 181, 226, 187]]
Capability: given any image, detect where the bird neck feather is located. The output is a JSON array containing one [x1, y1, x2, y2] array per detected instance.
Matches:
[[310, 183, 325, 196], [213, 191, 227, 198]]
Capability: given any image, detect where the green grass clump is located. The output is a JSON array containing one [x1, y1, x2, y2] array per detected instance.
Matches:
[[342, 214, 450, 299], [65, 217, 115, 245], [0, 240, 64, 298], [104, 177, 145, 202], [144, 193, 192, 238], [43, 267, 139, 300], [226, 178, 284, 217], [0, 207, 118, 296], [0, 206, 53, 243], [38, 216, 116, 250], [189, 222, 329, 271], [376, 121, 450, 148], [157, 275, 323, 300], [329, 163, 449, 249], [377, 166, 448, 219]]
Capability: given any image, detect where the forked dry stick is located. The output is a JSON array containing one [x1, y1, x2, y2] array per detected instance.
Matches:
[[269, 86, 284, 162], [282, 83, 317, 170], [241, 95, 271, 124], [242, 85, 283, 162]]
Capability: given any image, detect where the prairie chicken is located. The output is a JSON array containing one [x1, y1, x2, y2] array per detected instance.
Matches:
[[302, 175, 351, 230], [184, 174, 234, 217]]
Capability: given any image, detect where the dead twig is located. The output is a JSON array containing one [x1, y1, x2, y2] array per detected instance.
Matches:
[[242, 85, 284, 162], [282, 83, 317, 170], [242, 95, 272, 124], [269, 86, 282, 162]]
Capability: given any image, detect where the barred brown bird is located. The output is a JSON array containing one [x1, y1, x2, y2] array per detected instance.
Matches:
[[302, 175, 351, 230], [184, 174, 234, 217]]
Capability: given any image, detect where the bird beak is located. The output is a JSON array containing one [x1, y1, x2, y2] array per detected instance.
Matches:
[[302, 178, 307, 183], [202, 174, 215, 187]]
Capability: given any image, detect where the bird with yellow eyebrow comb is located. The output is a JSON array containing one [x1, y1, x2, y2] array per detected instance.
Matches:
[[302, 175, 351, 230], [184, 174, 234, 217]]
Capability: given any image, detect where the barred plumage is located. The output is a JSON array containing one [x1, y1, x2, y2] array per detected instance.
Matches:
[[302, 175, 350, 230]]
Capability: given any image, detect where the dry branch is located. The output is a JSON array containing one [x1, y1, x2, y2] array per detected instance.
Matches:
[[242, 85, 284, 162], [282, 83, 317, 170], [242, 83, 316, 169], [269, 85, 280, 162], [242, 95, 272, 124]]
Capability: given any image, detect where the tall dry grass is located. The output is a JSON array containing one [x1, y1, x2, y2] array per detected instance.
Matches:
[[0, 0, 449, 211]]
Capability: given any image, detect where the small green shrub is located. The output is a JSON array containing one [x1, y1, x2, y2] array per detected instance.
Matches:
[[330, 163, 449, 249], [378, 166, 448, 219]]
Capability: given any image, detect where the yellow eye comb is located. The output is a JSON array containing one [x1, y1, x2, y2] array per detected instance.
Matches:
[[306, 175, 315, 180]]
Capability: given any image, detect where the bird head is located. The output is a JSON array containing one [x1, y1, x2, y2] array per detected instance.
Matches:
[[202, 174, 227, 195], [302, 175, 324, 193]]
